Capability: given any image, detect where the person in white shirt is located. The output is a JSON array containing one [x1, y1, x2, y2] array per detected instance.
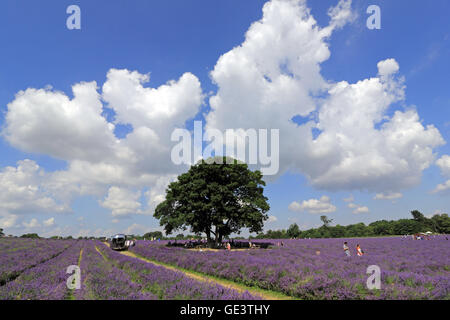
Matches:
[[343, 241, 350, 256]]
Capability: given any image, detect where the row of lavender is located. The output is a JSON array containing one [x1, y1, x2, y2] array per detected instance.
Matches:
[[0, 240, 82, 299], [0, 238, 73, 286], [93, 242, 259, 299], [0, 238, 260, 300], [130, 237, 450, 299]]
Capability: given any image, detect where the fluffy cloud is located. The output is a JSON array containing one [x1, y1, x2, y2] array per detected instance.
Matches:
[[304, 78, 443, 191], [0, 160, 69, 229], [100, 186, 142, 217], [267, 215, 278, 223], [432, 180, 450, 193], [102, 69, 203, 136], [125, 223, 153, 235], [23, 218, 40, 229], [346, 201, 369, 214], [2, 68, 204, 224], [43, 217, 55, 227], [289, 196, 336, 214], [3, 82, 117, 162], [205, 0, 444, 192], [374, 192, 403, 200], [327, 0, 357, 29], [433, 155, 450, 193], [143, 175, 177, 214], [377, 59, 400, 78], [353, 206, 369, 214], [436, 155, 450, 176], [0, 214, 17, 229], [343, 195, 354, 202]]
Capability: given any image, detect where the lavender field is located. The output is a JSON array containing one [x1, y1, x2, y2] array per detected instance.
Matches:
[[0, 238, 258, 300], [130, 237, 450, 300], [0, 237, 448, 300]]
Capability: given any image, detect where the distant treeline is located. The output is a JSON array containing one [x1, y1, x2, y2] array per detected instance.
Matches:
[[251, 210, 450, 239], [4, 210, 448, 240]]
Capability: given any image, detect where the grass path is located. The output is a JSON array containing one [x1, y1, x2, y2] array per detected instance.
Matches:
[[67, 246, 84, 300], [99, 242, 295, 300]]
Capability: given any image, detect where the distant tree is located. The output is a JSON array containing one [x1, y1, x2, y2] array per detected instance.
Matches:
[[265, 229, 288, 239], [320, 215, 333, 228], [155, 157, 270, 247], [20, 233, 40, 239], [430, 214, 450, 234], [0, 228, 4, 237], [411, 210, 426, 222], [287, 223, 301, 238], [345, 223, 368, 237], [143, 231, 163, 239], [329, 225, 346, 238], [392, 219, 419, 235], [369, 220, 394, 236], [176, 233, 185, 240]]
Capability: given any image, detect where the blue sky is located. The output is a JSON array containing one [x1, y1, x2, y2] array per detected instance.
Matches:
[[0, 0, 449, 237]]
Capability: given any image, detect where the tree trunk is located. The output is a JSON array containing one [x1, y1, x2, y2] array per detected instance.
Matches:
[[217, 233, 223, 247], [213, 226, 221, 248], [206, 229, 214, 247]]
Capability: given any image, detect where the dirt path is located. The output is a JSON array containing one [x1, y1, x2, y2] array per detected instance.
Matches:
[[99, 242, 293, 300], [95, 246, 107, 261], [78, 248, 83, 266]]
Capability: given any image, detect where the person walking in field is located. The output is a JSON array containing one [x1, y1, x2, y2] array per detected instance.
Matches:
[[343, 241, 350, 257], [226, 242, 231, 251], [356, 244, 364, 256]]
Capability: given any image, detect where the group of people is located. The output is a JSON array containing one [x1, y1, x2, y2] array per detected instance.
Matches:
[[125, 239, 136, 247], [343, 241, 364, 257]]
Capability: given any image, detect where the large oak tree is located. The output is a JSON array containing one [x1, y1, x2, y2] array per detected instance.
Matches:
[[154, 157, 270, 247]]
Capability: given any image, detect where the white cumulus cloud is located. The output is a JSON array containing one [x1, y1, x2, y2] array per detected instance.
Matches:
[[205, 0, 444, 193], [23, 218, 40, 229], [353, 206, 369, 214], [100, 186, 142, 217], [432, 155, 450, 193], [374, 192, 403, 200], [43, 217, 55, 227], [289, 195, 336, 214], [0, 160, 69, 222]]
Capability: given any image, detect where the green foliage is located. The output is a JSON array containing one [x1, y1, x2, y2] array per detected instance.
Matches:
[[154, 157, 270, 245], [20, 233, 40, 239], [411, 210, 426, 222], [430, 214, 450, 233], [287, 223, 301, 238], [253, 210, 450, 239], [320, 215, 333, 227], [143, 231, 163, 239]]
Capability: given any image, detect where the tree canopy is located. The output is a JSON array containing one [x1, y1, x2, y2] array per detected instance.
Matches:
[[154, 157, 270, 246], [320, 215, 333, 227], [143, 231, 163, 239], [20, 233, 40, 239]]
